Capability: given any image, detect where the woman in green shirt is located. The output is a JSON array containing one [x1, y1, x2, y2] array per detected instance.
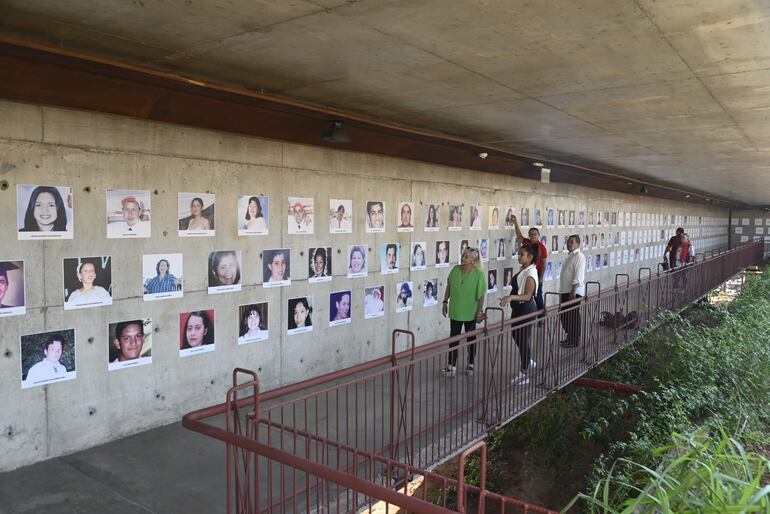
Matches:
[[441, 247, 486, 377]]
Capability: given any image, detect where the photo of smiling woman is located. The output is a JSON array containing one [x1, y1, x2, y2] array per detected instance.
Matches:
[[308, 247, 332, 283], [347, 245, 368, 278], [178, 192, 215, 237], [238, 195, 269, 236], [108, 318, 152, 371], [143, 253, 183, 301], [207, 250, 242, 294], [410, 241, 427, 271], [63, 256, 113, 310], [17, 185, 73, 240], [288, 297, 313, 335], [238, 303, 269, 344], [329, 290, 352, 326], [179, 309, 215, 357]]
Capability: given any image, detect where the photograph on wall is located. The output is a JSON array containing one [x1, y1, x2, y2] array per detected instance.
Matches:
[[0, 260, 26, 317], [447, 204, 463, 231], [106, 189, 151, 238], [503, 208, 515, 229], [544, 262, 554, 282], [603, 211, 610, 226], [63, 256, 112, 310], [425, 203, 440, 231], [435, 240, 450, 268], [329, 290, 352, 327], [143, 253, 183, 301], [288, 296, 313, 335], [423, 278, 438, 307], [347, 245, 368, 278], [495, 237, 506, 261], [611, 212, 617, 226], [395, 281, 413, 313], [551, 235, 559, 254], [238, 303, 269, 345], [579, 209, 586, 227], [546, 208, 554, 228], [458, 239, 470, 263], [238, 195, 269, 236], [520, 208, 530, 227], [180, 309, 215, 357], [329, 199, 353, 234], [469, 205, 482, 230], [108, 318, 152, 371], [410, 241, 427, 271], [569, 210, 575, 227], [503, 267, 514, 290], [366, 200, 385, 233], [556, 260, 563, 279], [178, 192, 215, 237], [487, 269, 497, 293], [364, 286, 386, 319], [596, 210, 603, 226], [380, 243, 400, 274], [534, 208, 542, 227], [488, 206, 500, 230], [588, 211, 595, 227], [558, 209, 566, 228], [478, 238, 490, 262], [308, 247, 332, 283], [288, 196, 314, 235], [17, 184, 74, 240], [208, 250, 242, 294], [587, 254, 594, 272], [20, 328, 76, 389], [397, 202, 415, 232], [263, 248, 291, 287]]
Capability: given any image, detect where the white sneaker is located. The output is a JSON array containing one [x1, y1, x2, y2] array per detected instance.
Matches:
[[529, 359, 537, 370], [511, 372, 529, 385], [441, 366, 457, 378]]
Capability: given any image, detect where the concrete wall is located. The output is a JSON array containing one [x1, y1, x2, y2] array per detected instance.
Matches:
[[0, 99, 729, 472], [731, 209, 770, 258]]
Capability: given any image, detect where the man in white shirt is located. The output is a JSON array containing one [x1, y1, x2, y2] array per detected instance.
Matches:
[[330, 204, 351, 232], [559, 235, 586, 348], [25, 335, 68, 384], [107, 195, 150, 238]]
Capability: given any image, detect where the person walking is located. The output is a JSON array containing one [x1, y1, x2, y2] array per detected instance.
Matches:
[[441, 247, 486, 377], [559, 235, 586, 348]]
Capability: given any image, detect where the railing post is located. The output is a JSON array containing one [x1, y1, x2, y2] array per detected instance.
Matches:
[[390, 330, 416, 466], [457, 441, 487, 514]]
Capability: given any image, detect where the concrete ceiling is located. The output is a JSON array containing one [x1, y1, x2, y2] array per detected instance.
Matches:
[[2, 0, 770, 206]]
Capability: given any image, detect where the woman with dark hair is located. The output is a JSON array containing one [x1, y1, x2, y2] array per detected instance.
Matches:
[[348, 246, 366, 275], [449, 206, 461, 228], [398, 282, 412, 307], [144, 259, 176, 294], [209, 251, 240, 287], [499, 243, 540, 385], [66, 260, 111, 308], [288, 297, 312, 330], [504, 209, 515, 228], [411, 243, 425, 268], [310, 248, 328, 278], [426, 204, 438, 228], [182, 311, 214, 349], [238, 305, 265, 344], [20, 186, 68, 232], [187, 197, 211, 231], [243, 196, 267, 231]]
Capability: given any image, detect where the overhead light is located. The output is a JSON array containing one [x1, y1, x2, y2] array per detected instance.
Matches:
[[626, 182, 633, 186], [478, 152, 488, 159], [685, 194, 690, 198], [533, 162, 544, 167], [322, 120, 350, 143], [540, 168, 551, 183]]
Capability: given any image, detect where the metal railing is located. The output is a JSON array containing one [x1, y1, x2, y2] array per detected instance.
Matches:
[[183, 241, 763, 513]]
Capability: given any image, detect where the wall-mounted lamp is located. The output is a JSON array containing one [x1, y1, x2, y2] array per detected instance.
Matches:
[[322, 120, 350, 143], [533, 162, 544, 167], [478, 152, 488, 159], [540, 168, 551, 184], [685, 194, 690, 198]]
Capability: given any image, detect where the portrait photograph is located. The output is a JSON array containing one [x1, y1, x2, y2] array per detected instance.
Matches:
[[308, 247, 332, 283], [178, 192, 215, 237], [238, 195, 269, 236], [546, 208, 554, 228], [395, 281, 413, 313], [596, 210, 603, 226], [495, 237, 506, 261], [329, 290, 352, 326], [502, 267, 513, 290], [478, 238, 490, 262], [587, 254, 594, 272], [469, 205, 482, 230], [558, 209, 565, 228], [503, 207, 515, 229], [569, 210, 575, 227], [238, 302, 269, 345], [263, 248, 291, 287], [208, 250, 242, 294], [364, 286, 385, 319], [63, 256, 113, 310], [534, 208, 542, 227], [366, 200, 385, 233], [447, 204, 462, 231], [397, 202, 415, 232], [551, 235, 559, 253], [179, 309, 215, 357], [0, 260, 26, 317], [329, 199, 352, 234], [17, 184, 73, 240], [545, 261, 554, 282], [488, 206, 500, 230], [106, 189, 151, 239], [143, 253, 183, 301], [520, 208, 530, 227], [21, 329, 76, 389], [579, 209, 586, 227], [108, 318, 152, 371], [423, 278, 438, 307], [458, 239, 469, 263], [435, 240, 450, 268], [588, 211, 595, 227], [288, 196, 314, 235], [424, 203, 440, 232], [380, 243, 400, 275], [347, 245, 368, 278], [288, 296, 313, 335], [410, 241, 427, 271], [487, 269, 497, 293]]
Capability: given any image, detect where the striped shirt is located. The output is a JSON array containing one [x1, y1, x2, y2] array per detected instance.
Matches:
[[145, 273, 177, 294]]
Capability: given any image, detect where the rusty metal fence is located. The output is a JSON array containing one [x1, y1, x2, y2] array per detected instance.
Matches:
[[183, 241, 763, 513]]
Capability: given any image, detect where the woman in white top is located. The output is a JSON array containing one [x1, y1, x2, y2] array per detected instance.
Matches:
[[498, 243, 539, 385], [365, 288, 385, 316], [66, 261, 112, 308], [243, 196, 267, 232]]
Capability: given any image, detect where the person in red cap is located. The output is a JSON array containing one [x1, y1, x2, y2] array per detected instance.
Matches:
[[107, 194, 150, 238]]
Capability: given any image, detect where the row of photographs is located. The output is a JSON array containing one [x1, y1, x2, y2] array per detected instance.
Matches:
[[15, 184, 716, 240]]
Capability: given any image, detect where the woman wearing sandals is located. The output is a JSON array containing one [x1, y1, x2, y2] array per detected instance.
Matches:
[[499, 243, 539, 385], [441, 247, 486, 378]]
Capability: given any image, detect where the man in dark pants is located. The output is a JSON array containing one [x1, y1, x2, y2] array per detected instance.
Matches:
[[559, 235, 586, 348], [512, 215, 548, 314], [665, 227, 685, 271]]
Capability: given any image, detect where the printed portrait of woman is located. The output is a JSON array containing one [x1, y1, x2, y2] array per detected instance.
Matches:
[[395, 281, 413, 313], [208, 251, 241, 293], [364, 286, 385, 319], [308, 247, 332, 283], [489, 206, 500, 230], [63, 257, 113, 310], [424, 204, 439, 231], [423, 279, 438, 307], [329, 291, 352, 326], [239, 195, 269, 235], [448, 205, 462, 231], [347, 245, 368, 278], [469, 205, 482, 230], [179, 309, 215, 357], [178, 192, 215, 237], [487, 269, 497, 292], [288, 297, 313, 335], [17, 185, 73, 240], [410, 242, 426, 271], [238, 303, 268, 344], [143, 254, 183, 301]]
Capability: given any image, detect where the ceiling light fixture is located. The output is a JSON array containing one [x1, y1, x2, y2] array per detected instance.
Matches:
[[685, 194, 690, 198], [533, 162, 544, 167], [478, 152, 488, 159], [322, 120, 350, 143]]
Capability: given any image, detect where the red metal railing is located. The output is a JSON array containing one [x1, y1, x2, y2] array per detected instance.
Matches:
[[183, 241, 763, 513]]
